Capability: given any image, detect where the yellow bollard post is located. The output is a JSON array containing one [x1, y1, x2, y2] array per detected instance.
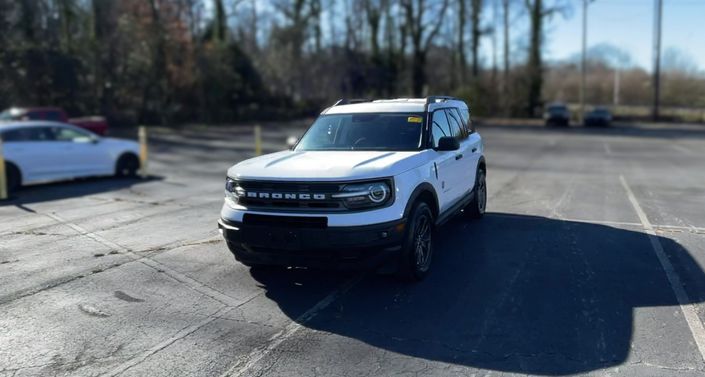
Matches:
[[138, 126, 148, 178], [0, 136, 7, 200], [254, 124, 262, 156]]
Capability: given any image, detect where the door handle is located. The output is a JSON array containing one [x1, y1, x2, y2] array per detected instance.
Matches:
[[472, 147, 477, 153], [455, 154, 463, 160]]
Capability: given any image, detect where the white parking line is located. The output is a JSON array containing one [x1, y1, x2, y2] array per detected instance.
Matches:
[[44, 212, 248, 308], [102, 306, 232, 377], [219, 275, 363, 377], [620, 175, 705, 362], [604, 142, 613, 155], [491, 213, 705, 233], [672, 144, 694, 156]]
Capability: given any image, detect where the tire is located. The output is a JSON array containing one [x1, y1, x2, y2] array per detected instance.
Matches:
[[396, 201, 434, 282], [115, 154, 139, 178], [464, 168, 486, 219], [5, 162, 21, 194]]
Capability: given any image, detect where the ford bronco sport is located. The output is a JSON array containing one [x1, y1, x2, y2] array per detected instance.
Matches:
[[218, 97, 486, 281]]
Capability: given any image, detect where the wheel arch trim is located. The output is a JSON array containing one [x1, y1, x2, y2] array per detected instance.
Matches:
[[3, 159, 23, 185], [403, 182, 440, 220]]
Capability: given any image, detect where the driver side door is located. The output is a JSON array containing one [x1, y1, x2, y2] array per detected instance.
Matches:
[[49, 125, 113, 177]]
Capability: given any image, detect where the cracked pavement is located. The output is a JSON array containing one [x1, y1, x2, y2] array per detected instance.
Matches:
[[2, 122, 705, 376]]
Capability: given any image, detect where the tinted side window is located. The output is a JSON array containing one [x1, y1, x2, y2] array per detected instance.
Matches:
[[431, 110, 452, 148], [52, 126, 90, 141], [31, 127, 57, 141], [44, 111, 64, 121], [2, 129, 30, 142], [1, 127, 54, 142], [459, 108, 474, 133], [446, 109, 466, 139], [25, 111, 43, 120]]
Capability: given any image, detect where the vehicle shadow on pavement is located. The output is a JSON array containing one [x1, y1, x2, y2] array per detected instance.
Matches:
[[1, 176, 161, 207], [479, 122, 705, 140], [250, 213, 705, 375]]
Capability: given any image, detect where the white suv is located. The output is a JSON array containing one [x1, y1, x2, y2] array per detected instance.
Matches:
[[218, 97, 486, 280]]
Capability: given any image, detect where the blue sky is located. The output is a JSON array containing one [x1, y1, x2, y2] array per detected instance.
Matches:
[[545, 0, 705, 70]]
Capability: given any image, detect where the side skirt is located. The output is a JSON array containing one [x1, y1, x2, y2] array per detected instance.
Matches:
[[435, 188, 474, 227]]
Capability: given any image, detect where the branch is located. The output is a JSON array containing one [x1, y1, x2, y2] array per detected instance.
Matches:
[[422, 0, 448, 49]]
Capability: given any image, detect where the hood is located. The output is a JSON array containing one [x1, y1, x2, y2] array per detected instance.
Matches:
[[228, 150, 426, 181]]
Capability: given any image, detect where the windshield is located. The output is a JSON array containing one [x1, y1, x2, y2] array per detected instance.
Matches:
[[0, 110, 16, 121], [295, 113, 425, 151]]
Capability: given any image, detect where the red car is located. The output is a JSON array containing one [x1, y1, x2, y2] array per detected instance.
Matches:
[[0, 107, 109, 135]]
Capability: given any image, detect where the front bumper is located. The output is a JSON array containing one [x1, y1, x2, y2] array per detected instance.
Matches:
[[218, 217, 406, 269]]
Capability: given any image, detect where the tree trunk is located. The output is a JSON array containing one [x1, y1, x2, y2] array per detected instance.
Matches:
[[213, 0, 226, 42], [412, 49, 427, 96], [527, 0, 543, 117], [457, 0, 467, 85], [470, 0, 482, 78], [148, 0, 168, 124], [502, 0, 510, 113]]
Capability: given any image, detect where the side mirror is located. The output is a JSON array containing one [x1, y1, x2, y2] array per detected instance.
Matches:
[[436, 136, 459, 151], [287, 135, 299, 150]]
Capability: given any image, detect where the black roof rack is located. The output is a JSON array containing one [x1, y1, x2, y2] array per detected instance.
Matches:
[[425, 96, 462, 104], [333, 98, 372, 106]]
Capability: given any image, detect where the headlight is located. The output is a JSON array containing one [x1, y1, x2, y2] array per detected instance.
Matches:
[[224, 177, 239, 207], [332, 180, 392, 209]]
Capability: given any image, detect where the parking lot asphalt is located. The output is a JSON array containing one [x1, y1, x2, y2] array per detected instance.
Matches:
[[2, 121, 705, 377]]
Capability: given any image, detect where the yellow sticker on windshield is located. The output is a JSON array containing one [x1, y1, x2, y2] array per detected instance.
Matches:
[[407, 116, 422, 123]]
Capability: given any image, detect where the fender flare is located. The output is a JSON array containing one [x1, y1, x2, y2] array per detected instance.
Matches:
[[403, 182, 440, 219], [478, 155, 486, 173]]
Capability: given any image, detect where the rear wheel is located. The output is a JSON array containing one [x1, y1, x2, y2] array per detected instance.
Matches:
[[396, 201, 434, 281], [5, 163, 21, 194], [464, 168, 486, 219], [115, 154, 139, 178]]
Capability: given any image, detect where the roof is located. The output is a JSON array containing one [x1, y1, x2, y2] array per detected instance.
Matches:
[[322, 98, 467, 115], [3, 107, 63, 112]]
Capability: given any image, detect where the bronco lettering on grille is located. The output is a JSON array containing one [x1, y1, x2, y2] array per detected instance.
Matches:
[[244, 192, 327, 200]]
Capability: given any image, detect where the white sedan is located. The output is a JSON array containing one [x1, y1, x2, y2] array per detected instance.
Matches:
[[1, 121, 141, 192]]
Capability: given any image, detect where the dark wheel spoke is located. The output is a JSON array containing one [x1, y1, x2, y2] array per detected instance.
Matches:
[[413, 213, 432, 271]]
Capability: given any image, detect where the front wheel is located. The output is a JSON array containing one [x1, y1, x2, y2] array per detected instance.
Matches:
[[464, 168, 486, 219], [396, 201, 434, 281], [115, 154, 139, 178]]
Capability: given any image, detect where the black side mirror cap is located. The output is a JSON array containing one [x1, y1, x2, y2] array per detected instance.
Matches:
[[436, 136, 460, 151]]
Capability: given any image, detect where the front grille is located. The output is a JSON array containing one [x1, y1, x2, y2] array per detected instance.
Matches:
[[236, 180, 346, 211], [243, 214, 328, 228]]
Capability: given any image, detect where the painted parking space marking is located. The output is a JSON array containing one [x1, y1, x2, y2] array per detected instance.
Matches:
[[219, 275, 363, 377], [620, 175, 705, 363]]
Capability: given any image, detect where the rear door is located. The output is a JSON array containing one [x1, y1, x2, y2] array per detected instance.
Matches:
[[1, 126, 70, 183], [456, 107, 482, 188], [446, 108, 477, 193], [429, 109, 464, 212]]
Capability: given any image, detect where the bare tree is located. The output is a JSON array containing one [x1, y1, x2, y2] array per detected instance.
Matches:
[[401, 0, 449, 96], [363, 0, 388, 61], [470, 0, 482, 77], [456, 0, 467, 85], [502, 0, 510, 113], [524, 0, 567, 116], [213, 0, 226, 42]]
